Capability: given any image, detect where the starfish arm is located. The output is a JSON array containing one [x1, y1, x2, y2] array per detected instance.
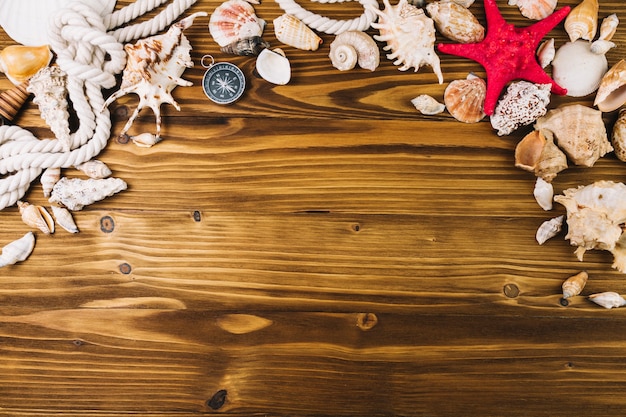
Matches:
[[483, 0, 506, 29], [526, 6, 571, 41], [437, 42, 487, 63], [515, 62, 567, 95], [482, 71, 510, 116]]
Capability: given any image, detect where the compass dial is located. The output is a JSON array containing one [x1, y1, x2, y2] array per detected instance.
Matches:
[[202, 62, 246, 105]]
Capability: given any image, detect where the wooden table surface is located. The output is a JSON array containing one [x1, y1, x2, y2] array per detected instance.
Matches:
[[2, 0, 626, 415]]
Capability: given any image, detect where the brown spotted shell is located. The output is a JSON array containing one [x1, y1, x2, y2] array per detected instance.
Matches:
[[443, 73, 486, 123]]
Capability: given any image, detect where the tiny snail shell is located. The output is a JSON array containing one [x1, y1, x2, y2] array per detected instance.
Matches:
[[329, 30, 379, 72], [562, 271, 588, 299], [589, 291, 626, 309]]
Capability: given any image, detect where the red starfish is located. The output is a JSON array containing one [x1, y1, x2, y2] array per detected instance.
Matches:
[[437, 0, 570, 115]]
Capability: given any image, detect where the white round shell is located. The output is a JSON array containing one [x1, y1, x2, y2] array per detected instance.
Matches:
[[256, 48, 291, 85], [552, 40, 608, 97]]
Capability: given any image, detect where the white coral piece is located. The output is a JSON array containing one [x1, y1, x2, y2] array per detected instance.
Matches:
[[49, 177, 127, 211], [490, 81, 551, 136]]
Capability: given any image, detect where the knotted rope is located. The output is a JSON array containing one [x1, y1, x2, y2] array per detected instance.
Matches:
[[0, 0, 197, 210]]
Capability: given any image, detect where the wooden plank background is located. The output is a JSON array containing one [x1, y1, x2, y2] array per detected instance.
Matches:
[[1, 0, 626, 415]]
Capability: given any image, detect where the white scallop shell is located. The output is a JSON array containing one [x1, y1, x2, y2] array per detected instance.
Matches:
[[256, 48, 291, 85], [551, 40, 608, 97], [0, 0, 117, 46]]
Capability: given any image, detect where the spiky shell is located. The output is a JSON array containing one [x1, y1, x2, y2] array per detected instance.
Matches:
[[611, 108, 626, 162], [514, 130, 567, 182], [0, 44, 52, 86], [490, 81, 551, 136], [368, 0, 443, 83], [594, 60, 626, 113], [508, 0, 557, 20], [0, 232, 35, 268], [274, 14, 322, 51], [564, 0, 598, 42], [535, 104, 612, 167], [425, 0, 484, 43], [562, 271, 588, 299], [209, 0, 266, 48], [443, 73, 486, 123], [49, 177, 128, 211], [329, 30, 379, 71]]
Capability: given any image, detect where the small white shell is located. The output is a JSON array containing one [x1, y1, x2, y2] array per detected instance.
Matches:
[[75, 160, 112, 179], [131, 132, 162, 148], [562, 271, 588, 299], [40, 167, 61, 198], [589, 291, 626, 309], [536, 215, 563, 245], [411, 94, 445, 115], [508, 0, 557, 20], [552, 40, 608, 97], [51, 205, 79, 234], [0, 232, 35, 268], [256, 48, 291, 85], [329, 31, 379, 71], [537, 38, 555, 68], [590, 13, 619, 54], [533, 177, 553, 211]]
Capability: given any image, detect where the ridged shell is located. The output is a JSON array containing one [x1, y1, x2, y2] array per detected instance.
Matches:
[[40, 167, 61, 198], [274, 14, 322, 51], [411, 94, 445, 115], [594, 60, 626, 113], [533, 177, 553, 211], [0, 82, 30, 122], [18, 200, 54, 234], [612, 107, 626, 162], [562, 271, 588, 299], [589, 292, 626, 309], [514, 130, 567, 182], [535, 104, 612, 167], [426, 0, 484, 43], [329, 31, 379, 71], [209, 0, 266, 48], [51, 205, 78, 234], [0, 232, 35, 268], [49, 177, 128, 211], [0, 45, 52, 86], [443, 74, 485, 123], [552, 40, 608, 97], [256, 48, 291, 85], [490, 81, 551, 136], [131, 132, 161, 148], [508, 0, 557, 20], [368, 0, 443, 83], [564, 0, 598, 42], [536, 215, 563, 245]]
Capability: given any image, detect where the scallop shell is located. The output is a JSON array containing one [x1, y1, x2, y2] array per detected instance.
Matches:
[[75, 159, 112, 179], [411, 94, 445, 115], [593, 60, 626, 113], [508, 0, 557, 20], [533, 177, 553, 211], [562, 271, 588, 299], [209, 0, 266, 48], [18, 200, 54, 234], [49, 177, 128, 211], [589, 292, 626, 309], [368, 0, 443, 83], [490, 81, 551, 136], [51, 205, 78, 234], [536, 215, 563, 245], [0, 44, 52, 86], [443, 73, 486, 123], [535, 104, 612, 167], [256, 48, 291, 85], [0, 82, 30, 123], [0, 232, 35, 268], [425, 0, 484, 43], [514, 130, 567, 182], [564, 0, 599, 42], [40, 167, 61, 198], [554, 181, 626, 272], [274, 14, 322, 51], [537, 38, 555, 69], [0, 0, 116, 46], [611, 107, 626, 162], [552, 40, 608, 97], [329, 30, 379, 71]]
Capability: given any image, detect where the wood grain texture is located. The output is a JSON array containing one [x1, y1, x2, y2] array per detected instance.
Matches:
[[2, 0, 626, 415]]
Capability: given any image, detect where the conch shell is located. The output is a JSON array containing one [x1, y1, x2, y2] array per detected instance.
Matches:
[[589, 292, 626, 309], [561, 271, 588, 299], [611, 107, 626, 162], [514, 130, 567, 182], [534, 104, 612, 167], [209, 0, 267, 54], [508, 0, 557, 20], [329, 30, 379, 71], [49, 177, 128, 211], [564, 0, 599, 42], [0, 232, 35, 268], [51, 205, 79, 234], [40, 167, 61, 198], [0, 44, 52, 86], [554, 180, 626, 272], [411, 94, 445, 115], [594, 59, 626, 113], [425, 0, 484, 43], [443, 73, 485, 123], [368, 0, 443, 83], [18, 200, 54, 234], [103, 12, 207, 139], [274, 14, 322, 51], [591, 14, 619, 55], [490, 81, 551, 136]]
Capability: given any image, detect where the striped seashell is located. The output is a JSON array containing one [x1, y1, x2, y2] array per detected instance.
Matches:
[[209, 0, 266, 48], [0, 81, 30, 123], [426, 0, 484, 43], [444, 73, 486, 123], [508, 0, 557, 20], [564, 0, 598, 42], [562, 271, 588, 299], [274, 14, 322, 51], [40, 167, 61, 198]]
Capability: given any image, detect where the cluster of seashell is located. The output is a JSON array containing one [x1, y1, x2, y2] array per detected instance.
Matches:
[[209, 0, 269, 55]]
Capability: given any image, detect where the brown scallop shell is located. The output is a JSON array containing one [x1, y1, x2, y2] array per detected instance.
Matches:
[[444, 74, 486, 123]]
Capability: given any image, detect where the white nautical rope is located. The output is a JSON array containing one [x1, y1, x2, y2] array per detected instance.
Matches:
[[0, 0, 197, 210], [274, 0, 379, 34]]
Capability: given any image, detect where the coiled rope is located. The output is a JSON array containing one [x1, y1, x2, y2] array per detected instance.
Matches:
[[0, 0, 197, 210]]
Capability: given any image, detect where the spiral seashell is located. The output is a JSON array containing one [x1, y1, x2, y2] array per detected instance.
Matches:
[[75, 160, 112, 179], [537, 38, 555, 69], [611, 107, 626, 162], [256, 48, 291, 85], [564, 0, 598, 42], [508, 0, 557, 20], [0, 44, 52, 86], [552, 40, 608, 97], [426, 0, 484, 43], [40, 167, 61, 198], [536, 215, 563, 245], [411, 94, 445, 115], [209, 0, 266, 48], [274, 14, 322, 51], [562, 271, 588, 299], [0, 232, 35, 268], [514, 130, 567, 182], [0, 82, 30, 123], [444, 73, 486, 123], [329, 31, 379, 71], [18, 200, 54, 234], [533, 177, 553, 211], [221, 36, 270, 56], [593, 60, 626, 113], [589, 291, 626, 309], [51, 205, 79, 234]]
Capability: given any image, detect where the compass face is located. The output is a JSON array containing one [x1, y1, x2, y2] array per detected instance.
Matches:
[[202, 62, 246, 105]]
